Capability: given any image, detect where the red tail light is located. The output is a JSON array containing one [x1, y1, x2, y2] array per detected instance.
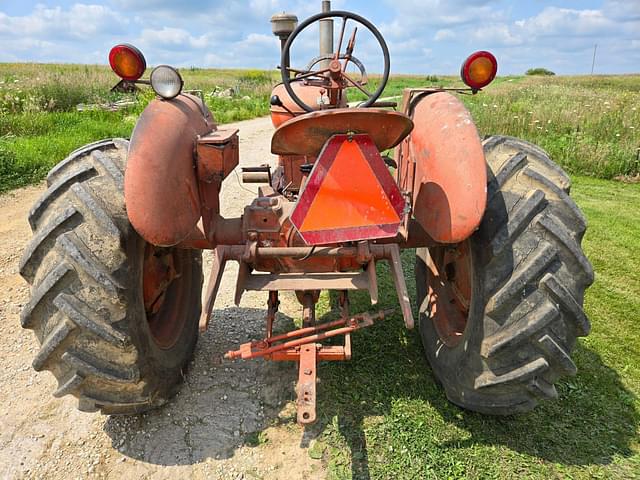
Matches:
[[461, 51, 498, 90], [109, 44, 147, 81]]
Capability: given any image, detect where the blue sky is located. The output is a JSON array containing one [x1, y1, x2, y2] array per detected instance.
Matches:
[[0, 1, 638, 75]]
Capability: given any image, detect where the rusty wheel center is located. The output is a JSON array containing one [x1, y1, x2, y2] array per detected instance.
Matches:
[[143, 245, 187, 349], [426, 241, 473, 348]]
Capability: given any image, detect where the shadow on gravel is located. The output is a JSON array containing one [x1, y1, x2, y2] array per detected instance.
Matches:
[[103, 306, 297, 466]]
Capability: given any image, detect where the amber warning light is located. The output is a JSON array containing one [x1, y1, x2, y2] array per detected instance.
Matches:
[[109, 44, 147, 81], [290, 134, 405, 245], [461, 51, 498, 90]]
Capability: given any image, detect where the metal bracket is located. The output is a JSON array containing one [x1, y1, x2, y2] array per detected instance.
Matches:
[[388, 244, 414, 329], [224, 308, 392, 425], [297, 344, 317, 424], [199, 246, 230, 333]]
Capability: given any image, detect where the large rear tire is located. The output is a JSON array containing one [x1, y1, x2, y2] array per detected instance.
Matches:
[[19, 139, 203, 414], [416, 135, 593, 414]]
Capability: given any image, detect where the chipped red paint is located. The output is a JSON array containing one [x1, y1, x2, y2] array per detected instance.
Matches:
[[403, 92, 487, 244], [125, 94, 215, 247], [271, 108, 414, 156]]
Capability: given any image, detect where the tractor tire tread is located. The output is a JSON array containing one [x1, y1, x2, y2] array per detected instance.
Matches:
[[20, 138, 199, 415], [417, 135, 592, 415]]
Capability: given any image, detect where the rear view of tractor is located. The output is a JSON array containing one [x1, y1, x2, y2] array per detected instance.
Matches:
[[19, 1, 592, 425]]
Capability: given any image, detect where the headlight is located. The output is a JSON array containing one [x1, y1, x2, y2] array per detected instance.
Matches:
[[150, 65, 183, 99]]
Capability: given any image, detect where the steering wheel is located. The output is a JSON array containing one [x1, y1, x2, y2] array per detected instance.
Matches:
[[281, 10, 391, 112]]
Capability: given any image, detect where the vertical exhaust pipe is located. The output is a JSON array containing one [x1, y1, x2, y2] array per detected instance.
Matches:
[[319, 1, 333, 69]]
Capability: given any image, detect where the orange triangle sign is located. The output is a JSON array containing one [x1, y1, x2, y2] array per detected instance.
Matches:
[[291, 134, 405, 245]]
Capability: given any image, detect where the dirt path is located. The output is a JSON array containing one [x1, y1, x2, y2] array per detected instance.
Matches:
[[0, 117, 326, 479]]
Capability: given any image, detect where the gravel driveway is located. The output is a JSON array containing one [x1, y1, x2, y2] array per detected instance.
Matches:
[[0, 117, 326, 479]]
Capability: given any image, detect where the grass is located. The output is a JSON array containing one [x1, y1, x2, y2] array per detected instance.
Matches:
[[464, 75, 640, 179], [305, 176, 640, 479], [1, 64, 638, 192], [0, 64, 281, 193]]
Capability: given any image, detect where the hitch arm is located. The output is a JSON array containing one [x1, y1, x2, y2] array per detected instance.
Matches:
[[224, 310, 391, 360]]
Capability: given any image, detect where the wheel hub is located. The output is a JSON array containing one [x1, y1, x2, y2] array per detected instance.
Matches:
[[143, 245, 188, 349], [426, 241, 473, 347]]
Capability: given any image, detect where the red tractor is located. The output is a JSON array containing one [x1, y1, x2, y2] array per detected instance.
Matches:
[[19, 3, 592, 424]]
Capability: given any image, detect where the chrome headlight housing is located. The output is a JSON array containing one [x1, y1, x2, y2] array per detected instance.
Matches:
[[150, 65, 183, 99]]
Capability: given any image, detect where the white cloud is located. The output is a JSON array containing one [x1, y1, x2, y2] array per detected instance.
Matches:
[[0, 4, 126, 40], [434, 29, 455, 41], [603, 0, 640, 21], [0, 1, 638, 74], [514, 7, 615, 37], [472, 24, 522, 46], [139, 27, 212, 50]]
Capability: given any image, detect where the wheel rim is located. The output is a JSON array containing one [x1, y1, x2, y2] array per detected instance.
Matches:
[[426, 241, 473, 348], [143, 245, 190, 349]]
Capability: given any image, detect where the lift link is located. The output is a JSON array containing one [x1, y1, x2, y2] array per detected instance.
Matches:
[[224, 309, 392, 361], [224, 308, 393, 424]]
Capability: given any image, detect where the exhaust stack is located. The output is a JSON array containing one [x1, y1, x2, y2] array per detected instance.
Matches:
[[319, 1, 334, 69]]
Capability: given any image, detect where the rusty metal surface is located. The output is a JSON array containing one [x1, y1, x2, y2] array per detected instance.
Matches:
[[143, 245, 193, 349], [266, 291, 279, 339], [242, 196, 362, 274], [278, 154, 313, 192], [199, 246, 231, 333], [224, 310, 387, 361], [196, 129, 239, 246], [197, 241, 410, 336], [403, 91, 487, 244], [270, 83, 347, 128], [297, 344, 317, 424], [271, 346, 346, 361], [125, 94, 215, 247], [196, 128, 239, 184], [271, 108, 414, 156], [242, 172, 271, 184], [143, 245, 177, 315], [426, 241, 473, 347], [243, 271, 370, 291], [366, 260, 378, 305], [178, 217, 244, 250], [201, 240, 404, 338], [387, 244, 414, 329]]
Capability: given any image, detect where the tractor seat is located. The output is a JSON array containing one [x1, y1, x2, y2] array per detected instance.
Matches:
[[271, 108, 414, 156]]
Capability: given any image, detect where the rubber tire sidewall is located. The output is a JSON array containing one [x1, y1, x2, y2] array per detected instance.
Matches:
[[124, 231, 202, 399], [416, 240, 487, 405]]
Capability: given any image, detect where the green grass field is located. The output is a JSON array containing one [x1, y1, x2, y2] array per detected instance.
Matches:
[[1, 64, 638, 192], [1, 64, 639, 478], [306, 175, 640, 479]]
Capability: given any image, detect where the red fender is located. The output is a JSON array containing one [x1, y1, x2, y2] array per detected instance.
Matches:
[[406, 92, 487, 244], [125, 94, 215, 247]]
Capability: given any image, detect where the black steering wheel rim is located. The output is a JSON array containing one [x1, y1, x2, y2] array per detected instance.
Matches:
[[280, 10, 391, 113]]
